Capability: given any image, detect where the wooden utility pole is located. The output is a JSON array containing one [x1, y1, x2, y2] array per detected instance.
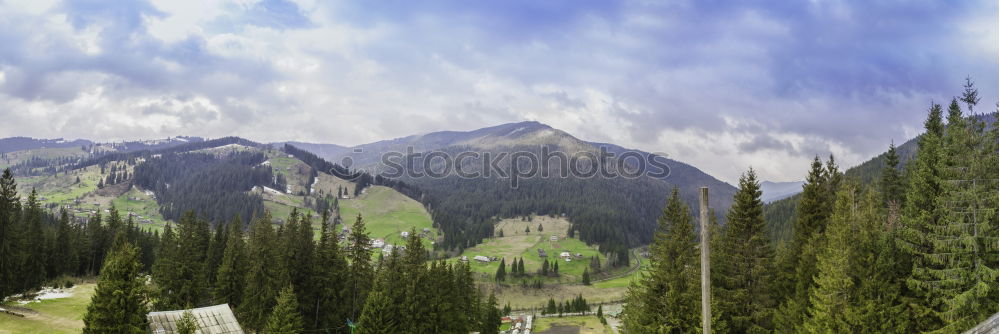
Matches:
[[699, 187, 711, 334]]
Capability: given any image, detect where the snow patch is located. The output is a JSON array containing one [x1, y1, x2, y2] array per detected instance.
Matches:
[[507, 127, 526, 136], [16, 286, 74, 304]]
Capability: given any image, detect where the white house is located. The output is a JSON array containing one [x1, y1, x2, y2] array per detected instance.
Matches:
[[401, 231, 410, 238], [559, 252, 572, 261], [474, 255, 491, 263], [372, 239, 385, 249], [549, 235, 558, 241]]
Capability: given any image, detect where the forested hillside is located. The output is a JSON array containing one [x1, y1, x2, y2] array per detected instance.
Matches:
[[295, 122, 737, 254]]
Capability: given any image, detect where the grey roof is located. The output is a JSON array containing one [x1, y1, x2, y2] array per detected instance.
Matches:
[[147, 304, 244, 334]]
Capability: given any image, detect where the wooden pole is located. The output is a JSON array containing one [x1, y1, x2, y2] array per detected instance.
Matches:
[[699, 187, 711, 334]]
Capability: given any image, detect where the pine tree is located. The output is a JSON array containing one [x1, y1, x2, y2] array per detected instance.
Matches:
[[900, 103, 946, 331], [358, 272, 398, 334], [0, 168, 17, 299], [82, 241, 148, 334], [239, 212, 282, 332], [347, 214, 373, 320], [22, 189, 47, 289], [480, 292, 501, 334], [215, 217, 245, 308], [623, 187, 699, 333], [582, 268, 591, 285], [715, 168, 774, 334], [264, 285, 304, 334], [880, 142, 905, 207], [924, 98, 999, 332], [774, 156, 832, 331], [310, 210, 349, 330], [495, 258, 507, 282], [176, 310, 198, 334]]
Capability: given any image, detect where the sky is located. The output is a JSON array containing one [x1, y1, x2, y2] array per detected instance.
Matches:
[[0, 0, 996, 183]]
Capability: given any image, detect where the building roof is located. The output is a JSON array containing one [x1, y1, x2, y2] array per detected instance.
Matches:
[[148, 304, 244, 334]]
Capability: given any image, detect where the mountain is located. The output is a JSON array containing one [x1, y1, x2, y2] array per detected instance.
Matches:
[[760, 180, 805, 203], [0, 137, 93, 153], [291, 121, 738, 252]]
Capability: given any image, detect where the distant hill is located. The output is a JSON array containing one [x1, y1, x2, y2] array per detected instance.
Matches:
[[764, 112, 998, 243], [293, 121, 737, 252], [760, 180, 805, 203], [0, 137, 92, 153]]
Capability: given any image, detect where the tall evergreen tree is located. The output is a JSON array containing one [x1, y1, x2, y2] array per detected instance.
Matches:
[[880, 142, 905, 207], [310, 209, 349, 330], [922, 99, 999, 332], [623, 187, 699, 333], [264, 285, 304, 334], [82, 241, 148, 334], [239, 212, 283, 332], [900, 103, 947, 331], [480, 292, 501, 334], [215, 216, 246, 308], [774, 156, 834, 332], [347, 214, 373, 320], [715, 168, 774, 334]]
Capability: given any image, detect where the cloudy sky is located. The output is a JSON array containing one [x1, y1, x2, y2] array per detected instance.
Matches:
[[0, 0, 996, 183]]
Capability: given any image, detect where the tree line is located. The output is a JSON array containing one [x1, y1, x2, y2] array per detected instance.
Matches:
[[79, 205, 501, 333], [0, 169, 160, 303], [624, 82, 998, 333]]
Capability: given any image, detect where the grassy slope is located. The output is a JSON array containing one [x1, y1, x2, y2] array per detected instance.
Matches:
[[533, 315, 613, 334], [0, 147, 89, 170], [111, 188, 170, 232], [338, 186, 436, 247], [0, 283, 95, 334]]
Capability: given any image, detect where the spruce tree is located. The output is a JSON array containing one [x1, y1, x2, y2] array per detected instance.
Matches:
[[900, 103, 946, 331], [176, 310, 198, 334], [880, 142, 905, 207], [495, 258, 507, 282], [923, 99, 999, 331], [311, 210, 349, 330], [264, 285, 304, 334], [357, 273, 398, 334], [215, 217, 246, 308], [0, 169, 18, 300], [82, 241, 148, 334], [480, 292, 501, 334], [582, 268, 591, 285], [239, 212, 282, 331], [623, 187, 699, 333], [774, 156, 833, 332], [347, 214, 373, 320], [715, 168, 774, 333]]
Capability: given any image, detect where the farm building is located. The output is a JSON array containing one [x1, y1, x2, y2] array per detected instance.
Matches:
[[372, 239, 385, 249], [549, 235, 558, 241], [537, 249, 547, 257], [461, 256, 469, 262], [147, 304, 243, 333], [559, 252, 572, 261], [401, 231, 410, 238], [474, 255, 491, 263]]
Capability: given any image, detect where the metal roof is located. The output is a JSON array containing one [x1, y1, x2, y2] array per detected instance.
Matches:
[[147, 304, 244, 334]]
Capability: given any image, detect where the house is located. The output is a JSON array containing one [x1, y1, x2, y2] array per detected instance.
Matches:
[[549, 235, 558, 241], [147, 304, 243, 334], [372, 239, 385, 249], [474, 255, 491, 263], [401, 231, 410, 238], [537, 249, 547, 257], [560, 252, 572, 261], [422, 228, 431, 233], [460, 256, 469, 262]]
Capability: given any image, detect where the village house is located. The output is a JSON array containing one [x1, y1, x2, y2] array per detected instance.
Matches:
[[401, 231, 410, 238], [474, 255, 491, 263], [560, 252, 572, 261], [549, 235, 558, 241], [372, 239, 385, 249], [147, 304, 243, 334], [537, 248, 547, 257]]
